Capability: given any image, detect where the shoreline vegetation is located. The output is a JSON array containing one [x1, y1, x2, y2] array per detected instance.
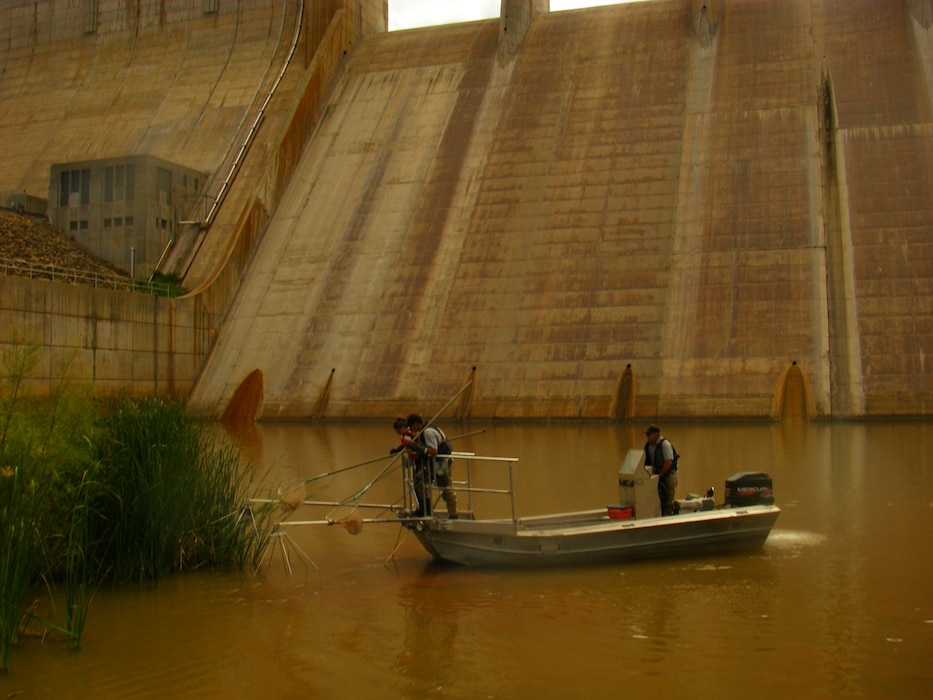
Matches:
[[0, 341, 275, 672]]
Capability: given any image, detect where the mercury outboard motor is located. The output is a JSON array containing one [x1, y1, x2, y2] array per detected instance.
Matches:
[[724, 472, 774, 506]]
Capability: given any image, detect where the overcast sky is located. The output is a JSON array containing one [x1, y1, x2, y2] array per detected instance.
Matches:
[[388, 1, 644, 32]]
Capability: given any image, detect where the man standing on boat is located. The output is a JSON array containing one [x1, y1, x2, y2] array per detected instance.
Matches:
[[407, 414, 459, 520], [390, 417, 425, 516], [644, 425, 678, 516]]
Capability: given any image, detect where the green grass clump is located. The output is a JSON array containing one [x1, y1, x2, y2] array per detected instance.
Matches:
[[144, 271, 188, 297], [92, 396, 272, 582], [0, 340, 274, 671]]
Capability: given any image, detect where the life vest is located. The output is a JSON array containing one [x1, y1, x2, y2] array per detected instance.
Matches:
[[644, 438, 678, 474]]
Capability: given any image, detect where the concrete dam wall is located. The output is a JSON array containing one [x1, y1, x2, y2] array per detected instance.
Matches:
[[2, 0, 932, 421], [189, 0, 933, 421]]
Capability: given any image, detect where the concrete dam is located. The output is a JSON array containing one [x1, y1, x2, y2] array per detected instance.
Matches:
[[1, 0, 932, 422]]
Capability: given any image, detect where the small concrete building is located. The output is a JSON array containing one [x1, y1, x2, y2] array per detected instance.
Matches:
[[1, 191, 47, 217], [48, 155, 206, 277]]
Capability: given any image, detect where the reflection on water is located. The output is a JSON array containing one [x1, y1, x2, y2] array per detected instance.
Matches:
[[5, 421, 933, 698], [394, 568, 464, 697]]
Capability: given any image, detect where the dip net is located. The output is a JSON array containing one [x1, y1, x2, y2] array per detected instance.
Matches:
[[277, 479, 307, 511]]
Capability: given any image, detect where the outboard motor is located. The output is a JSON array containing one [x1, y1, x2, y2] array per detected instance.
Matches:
[[724, 472, 774, 506]]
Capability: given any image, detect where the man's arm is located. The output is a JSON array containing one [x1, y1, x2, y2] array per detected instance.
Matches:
[[422, 427, 441, 456]]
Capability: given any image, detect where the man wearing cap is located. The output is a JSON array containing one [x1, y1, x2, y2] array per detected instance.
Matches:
[[407, 414, 458, 519], [644, 425, 678, 516]]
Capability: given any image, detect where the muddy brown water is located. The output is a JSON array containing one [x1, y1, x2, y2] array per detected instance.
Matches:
[[4, 420, 932, 698]]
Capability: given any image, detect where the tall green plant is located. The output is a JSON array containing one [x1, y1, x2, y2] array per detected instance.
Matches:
[[42, 350, 96, 464], [61, 468, 99, 647], [0, 340, 46, 671], [0, 341, 40, 459], [0, 340, 96, 477], [92, 397, 274, 583], [0, 466, 44, 671], [32, 471, 98, 654], [183, 438, 274, 571], [92, 397, 199, 582]]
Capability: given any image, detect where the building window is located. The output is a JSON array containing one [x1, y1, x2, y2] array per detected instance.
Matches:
[[157, 167, 172, 205], [104, 164, 135, 203], [60, 169, 90, 207]]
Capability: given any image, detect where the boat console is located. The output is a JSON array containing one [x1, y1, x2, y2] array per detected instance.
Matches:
[[616, 449, 660, 519]]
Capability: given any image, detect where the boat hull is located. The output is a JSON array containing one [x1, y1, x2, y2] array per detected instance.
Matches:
[[409, 505, 780, 567]]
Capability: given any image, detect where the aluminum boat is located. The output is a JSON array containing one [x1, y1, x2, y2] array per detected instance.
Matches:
[[399, 450, 779, 567]]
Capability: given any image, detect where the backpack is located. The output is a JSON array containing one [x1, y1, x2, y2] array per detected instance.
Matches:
[[435, 427, 453, 455]]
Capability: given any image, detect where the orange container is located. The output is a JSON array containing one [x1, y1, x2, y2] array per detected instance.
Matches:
[[607, 505, 633, 520]]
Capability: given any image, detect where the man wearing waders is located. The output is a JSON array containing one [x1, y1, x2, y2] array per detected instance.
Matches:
[[407, 414, 459, 519], [644, 425, 678, 516]]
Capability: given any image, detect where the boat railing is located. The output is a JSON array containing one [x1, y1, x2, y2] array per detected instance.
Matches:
[[412, 453, 520, 523]]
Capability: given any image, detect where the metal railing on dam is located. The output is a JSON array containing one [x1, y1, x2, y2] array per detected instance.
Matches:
[[0, 260, 184, 297]]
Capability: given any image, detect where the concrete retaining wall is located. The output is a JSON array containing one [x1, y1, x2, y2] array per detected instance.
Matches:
[[0, 275, 205, 397]]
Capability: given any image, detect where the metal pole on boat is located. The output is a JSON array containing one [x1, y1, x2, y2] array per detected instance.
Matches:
[[446, 428, 486, 441], [465, 456, 472, 515], [508, 458, 517, 532], [282, 428, 484, 501], [419, 380, 474, 435]]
